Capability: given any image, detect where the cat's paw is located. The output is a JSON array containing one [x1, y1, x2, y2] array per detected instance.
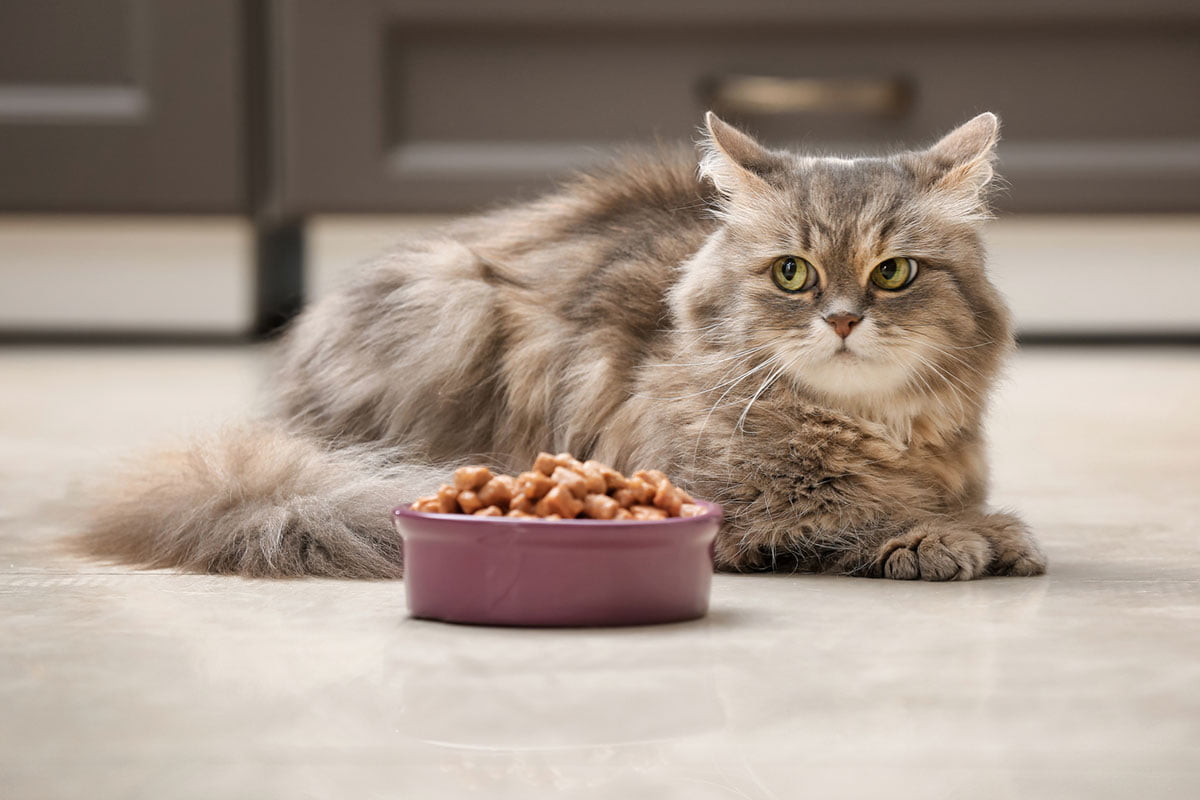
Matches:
[[712, 533, 773, 573], [878, 524, 991, 581], [876, 511, 1046, 581], [974, 510, 1047, 577]]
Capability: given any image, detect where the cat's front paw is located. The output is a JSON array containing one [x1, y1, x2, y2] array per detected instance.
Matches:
[[878, 524, 990, 581], [974, 510, 1047, 577], [712, 531, 773, 572], [876, 511, 1046, 581]]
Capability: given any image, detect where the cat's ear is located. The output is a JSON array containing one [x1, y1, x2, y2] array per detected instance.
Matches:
[[922, 112, 1000, 207], [698, 112, 782, 197]]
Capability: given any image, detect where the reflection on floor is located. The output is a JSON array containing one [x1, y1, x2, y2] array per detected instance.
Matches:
[[2, 345, 1198, 799]]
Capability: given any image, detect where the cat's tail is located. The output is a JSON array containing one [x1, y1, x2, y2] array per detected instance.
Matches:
[[72, 422, 445, 579]]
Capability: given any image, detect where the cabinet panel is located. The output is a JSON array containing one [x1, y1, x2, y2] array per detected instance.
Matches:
[[278, 2, 1200, 214], [0, 0, 247, 212], [0, 0, 136, 84]]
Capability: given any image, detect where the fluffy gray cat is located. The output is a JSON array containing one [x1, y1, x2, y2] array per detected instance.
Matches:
[[79, 112, 1046, 581]]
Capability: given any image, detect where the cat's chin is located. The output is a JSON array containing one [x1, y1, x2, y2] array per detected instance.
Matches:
[[796, 355, 911, 400], [791, 352, 924, 439]]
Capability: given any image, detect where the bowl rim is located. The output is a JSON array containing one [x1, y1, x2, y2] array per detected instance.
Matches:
[[393, 497, 723, 526]]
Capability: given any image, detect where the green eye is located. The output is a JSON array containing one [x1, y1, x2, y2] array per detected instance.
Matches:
[[870, 257, 918, 290], [771, 256, 816, 293]]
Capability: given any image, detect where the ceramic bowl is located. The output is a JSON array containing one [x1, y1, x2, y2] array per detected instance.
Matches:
[[392, 500, 722, 627]]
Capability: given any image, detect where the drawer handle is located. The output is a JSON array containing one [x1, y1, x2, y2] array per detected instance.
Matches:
[[705, 75, 912, 116]]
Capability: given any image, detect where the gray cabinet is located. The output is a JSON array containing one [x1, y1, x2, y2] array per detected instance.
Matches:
[[0, 0, 248, 212], [275, 0, 1200, 214], [5, 1, 1197, 216]]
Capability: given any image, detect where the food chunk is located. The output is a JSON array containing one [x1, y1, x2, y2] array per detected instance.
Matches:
[[533, 452, 558, 476], [623, 476, 656, 505], [411, 497, 441, 513], [551, 466, 588, 499], [630, 504, 669, 521], [454, 465, 492, 491], [473, 505, 503, 517], [456, 490, 484, 515], [515, 471, 555, 501], [536, 485, 585, 519], [586, 460, 627, 491], [477, 475, 515, 507], [582, 493, 620, 520], [554, 452, 585, 472], [612, 488, 636, 508], [436, 485, 460, 514], [509, 494, 535, 514], [632, 469, 669, 490], [652, 482, 690, 517]]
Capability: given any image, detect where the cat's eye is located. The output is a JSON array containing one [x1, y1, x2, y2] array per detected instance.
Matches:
[[870, 257, 918, 290], [771, 256, 817, 293]]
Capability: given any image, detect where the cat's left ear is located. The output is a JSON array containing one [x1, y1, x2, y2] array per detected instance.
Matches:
[[698, 112, 784, 197], [921, 112, 1000, 208]]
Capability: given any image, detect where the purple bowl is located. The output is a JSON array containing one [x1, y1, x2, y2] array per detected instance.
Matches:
[[392, 500, 722, 627]]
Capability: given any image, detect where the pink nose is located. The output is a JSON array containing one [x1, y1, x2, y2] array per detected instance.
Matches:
[[824, 312, 863, 339]]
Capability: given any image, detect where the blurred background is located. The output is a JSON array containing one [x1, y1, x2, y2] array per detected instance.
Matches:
[[0, 0, 1197, 339]]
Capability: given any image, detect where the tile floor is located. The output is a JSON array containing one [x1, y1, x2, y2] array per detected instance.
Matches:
[[1, 345, 1198, 799]]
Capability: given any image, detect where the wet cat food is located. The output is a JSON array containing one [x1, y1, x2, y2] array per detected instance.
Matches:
[[409, 453, 704, 520]]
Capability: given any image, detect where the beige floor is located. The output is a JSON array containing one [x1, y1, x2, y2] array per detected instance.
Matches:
[[1, 345, 1198, 800]]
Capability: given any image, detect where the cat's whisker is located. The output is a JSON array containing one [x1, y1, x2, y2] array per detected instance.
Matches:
[[655, 320, 727, 335], [690, 355, 784, 464], [921, 347, 983, 376], [642, 342, 774, 369], [881, 346, 961, 421], [917, 352, 979, 402], [903, 333, 998, 350], [905, 336, 990, 377], [630, 355, 777, 401], [905, 349, 977, 419], [733, 362, 790, 436], [904, 355, 963, 417], [912, 369, 953, 417]]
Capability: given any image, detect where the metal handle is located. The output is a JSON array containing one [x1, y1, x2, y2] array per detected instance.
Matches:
[[705, 75, 912, 117]]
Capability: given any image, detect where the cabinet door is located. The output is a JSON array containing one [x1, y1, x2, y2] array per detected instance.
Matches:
[[277, 1, 1200, 214], [0, 0, 247, 212]]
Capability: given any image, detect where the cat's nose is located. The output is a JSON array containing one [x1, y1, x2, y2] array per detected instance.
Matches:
[[824, 312, 863, 339]]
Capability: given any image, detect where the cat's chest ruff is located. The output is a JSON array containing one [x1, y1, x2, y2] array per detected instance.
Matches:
[[830, 396, 923, 451], [827, 385, 971, 453]]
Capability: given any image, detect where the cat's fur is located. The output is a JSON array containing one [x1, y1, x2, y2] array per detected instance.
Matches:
[[78, 112, 1045, 581]]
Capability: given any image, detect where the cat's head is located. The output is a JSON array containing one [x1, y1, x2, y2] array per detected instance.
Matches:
[[673, 112, 1012, 428]]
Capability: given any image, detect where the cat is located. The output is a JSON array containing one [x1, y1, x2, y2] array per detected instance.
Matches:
[[78, 111, 1046, 581]]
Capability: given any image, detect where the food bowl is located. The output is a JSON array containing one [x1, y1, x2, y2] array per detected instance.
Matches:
[[392, 500, 722, 627]]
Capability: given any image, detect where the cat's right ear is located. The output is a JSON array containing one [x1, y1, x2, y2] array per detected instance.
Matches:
[[921, 112, 1001, 208], [698, 112, 782, 197]]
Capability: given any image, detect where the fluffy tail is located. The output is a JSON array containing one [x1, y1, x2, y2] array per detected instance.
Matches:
[[74, 423, 444, 578]]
